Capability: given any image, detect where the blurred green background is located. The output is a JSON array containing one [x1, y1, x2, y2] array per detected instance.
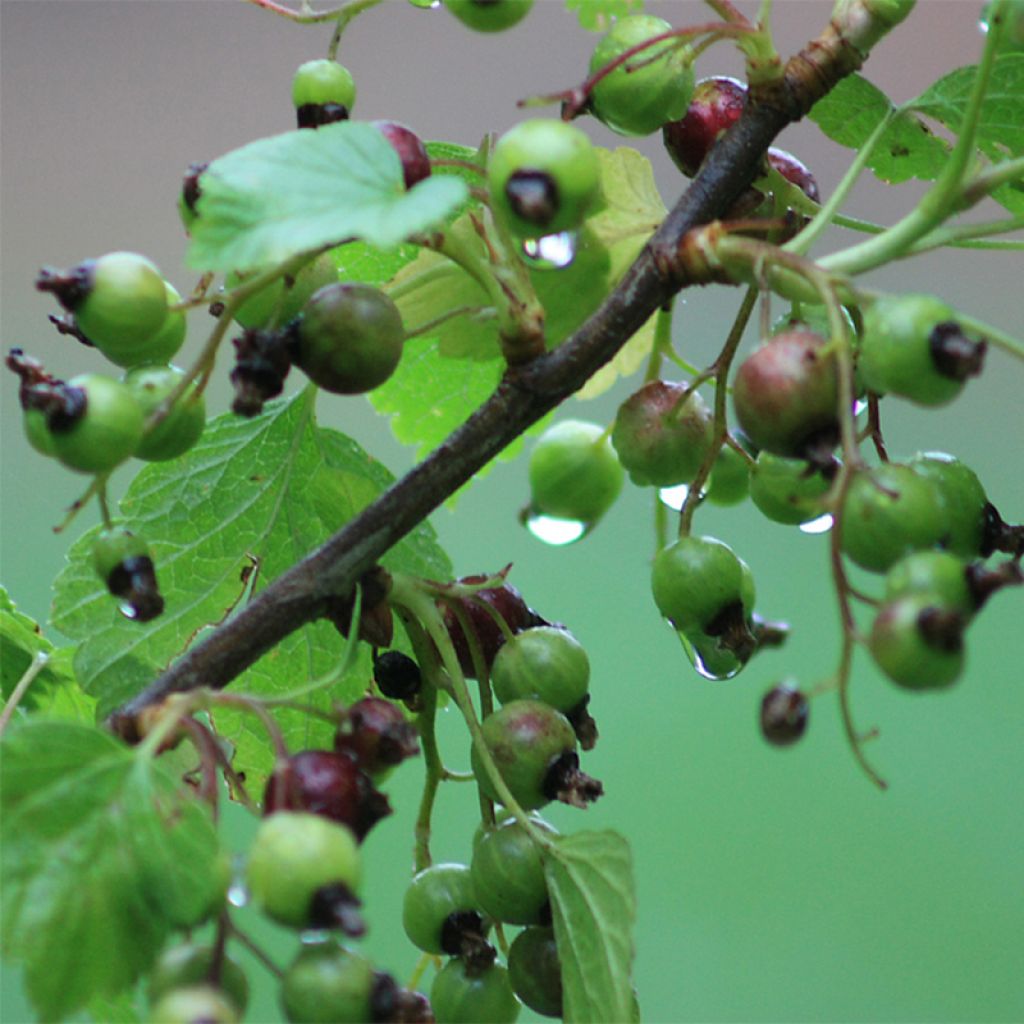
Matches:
[[2, 2, 1022, 1022]]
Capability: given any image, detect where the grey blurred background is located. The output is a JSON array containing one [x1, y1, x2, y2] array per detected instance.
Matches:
[[2, 2, 1022, 1022]]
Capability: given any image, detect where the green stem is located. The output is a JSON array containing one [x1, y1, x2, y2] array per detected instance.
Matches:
[[404, 305, 496, 342], [0, 652, 50, 737]]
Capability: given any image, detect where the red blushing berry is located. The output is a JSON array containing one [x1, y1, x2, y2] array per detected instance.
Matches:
[[334, 697, 420, 777], [373, 121, 432, 189], [662, 75, 747, 177]]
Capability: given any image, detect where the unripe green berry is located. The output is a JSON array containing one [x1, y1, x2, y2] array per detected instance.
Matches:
[[49, 374, 144, 474], [123, 364, 205, 462], [430, 958, 521, 1024], [706, 443, 750, 506], [908, 451, 988, 557], [528, 419, 623, 524], [444, 0, 533, 32], [292, 282, 405, 394], [280, 940, 375, 1024], [490, 626, 589, 713], [884, 550, 975, 615], [129, 281, 188, 369], [246, 812, 362, 930], [508, 927, 562, 1018], [470, 817, 555, 925], [148, 944, 249, 1016], [292, 59, 356, 113], [488, 120, 601, 239], [589, 14, 694, 136], [23, 408, 57, 457], [402, 863, 485, 956], [749, 452, 833, 526], [230, 253, 338, 331], [91, 526, 164, 622], [869, 595, 965, 689], [147, 985, 240, 1024]]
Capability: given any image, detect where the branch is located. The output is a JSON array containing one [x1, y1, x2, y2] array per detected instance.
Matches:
[[109, 13, 867, 736]]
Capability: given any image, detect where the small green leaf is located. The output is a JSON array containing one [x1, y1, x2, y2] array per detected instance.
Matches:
[[544, 830, 637, 1024], [565, 0, 644, 32], [187, 121, 468, 272], [809, 74, 949, 183], [1, 587, 86, 720], [910, 54, 1024, 157], [50, 391, 450, 787], [1, 720, 220, 1021]]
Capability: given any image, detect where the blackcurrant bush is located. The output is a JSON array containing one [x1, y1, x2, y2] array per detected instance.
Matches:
[[402, 863, 491, 960], [706, 442, 751, 506], [263, 749, 391, 841], [869, 595, 965, 690], [148, 985, 240, 1024], [749, 452, 835, 526], [280, 939, 375, 1024], [528, 419, 624, 524], [471, 699, 603, 810], [651, 535, 755, 639], [92, 526, 164, 622], [759, 682, 809, 746], [444, 0, 533, 32], [508, 926, 562, 1018], [441, 577, 546, 678], [663, 75, 747, 176], [247, 812, 363, 932], [839, 463, 946, 572], [374, 120, 432, 189], [47, 374, 144, 474], [588, 14, 694, 137], [732, 330, 839, 461], [490, 625, 589, 714], [123, 364, 205, 462], [908, 452, 989, 557], [292, 58, 356, 128], [148, 944, 249, 1016], [430, 958, 521, 1024], [611, 380, 714, 487], [470, 816, 555, 926], [860, 294, 985, 405], [290, 282, 405, 394], [333, 697, 420, 778], [36, 252, 170, 362], [373, 649, 423, 700], [487, 120, 601, 239]]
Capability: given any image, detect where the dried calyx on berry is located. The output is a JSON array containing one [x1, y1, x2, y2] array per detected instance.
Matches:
[[334, 697, 420, 778], [178, 161, 209, 234], [92, 527, 165, 622], [229, 327, 292, 416], [263, 749, 391, 841]]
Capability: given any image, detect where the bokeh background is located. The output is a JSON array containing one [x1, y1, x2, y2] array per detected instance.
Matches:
[[2, 2, 1022, 1021]]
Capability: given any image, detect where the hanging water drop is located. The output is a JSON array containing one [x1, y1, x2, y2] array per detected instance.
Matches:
[[799, 513, 834, 535], [227, 880, 249, 908], [658, 483, 689, 511], [677, 630, 744, 681], [525, 512, 587, 546], [521, 231, 577, 270]]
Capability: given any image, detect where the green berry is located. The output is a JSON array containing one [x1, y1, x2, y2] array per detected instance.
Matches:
[[430, 958, 521, 1024], [230, 253, 338, 331], [528, 419, 623, 524], [508, 927, 562, 1018], [292, 282, 405, 394], [23, 408, 57, 457], [859, 294, 985, 406], [123, 364, 205, 461], [91, 526, 164, 622], [48, 374, 144, 474], [611, 380, 714, 487], [129, 281, 188, 368], [444, 0, 533, 32], [869, 595, 965, 689], [471, 699, 602, 810], [147, 985, 240, 1024], [488, 120, 601, 239], [839, 463, 946, 572], [246, 812, 362, 931], [908, 452, 988, 557], [706, 443, 750, 506], [470, 817, 555, 925], [884, 550, 975, 616], [589, 14, 694, 136], [749, 452, 833, 526], [490, 626, 590, 713], [292, 59, 356, 124], [148, 944, 249, 1016], [280, 940, 375, 1024], [402, 863, 487, 956]]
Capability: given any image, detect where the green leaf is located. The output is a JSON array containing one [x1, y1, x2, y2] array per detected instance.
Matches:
[[565, 0, 644, 32], [910, 53, 1024, 157], [51, 390, 450, 786], [187, 121, 468, 272], [808, 74, 950, 183], [0, 720, 220, 1021], [544, 830, 637, 1024], [1, 587, 88, 720]]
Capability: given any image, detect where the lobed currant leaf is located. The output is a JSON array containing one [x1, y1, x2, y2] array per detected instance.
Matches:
[[186, 122, 468, 272], [543, 829, 637, 1024]]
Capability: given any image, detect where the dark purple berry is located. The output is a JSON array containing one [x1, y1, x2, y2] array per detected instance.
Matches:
[[760, 683, 809, 746], [374, 121, 432, 189]]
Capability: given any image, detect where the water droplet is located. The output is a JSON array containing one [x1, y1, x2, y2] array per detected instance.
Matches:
[[521, 231, 577, 270], [118, 602, 139, 620], [658, 484, 689, 510], [854, 398, 868, 416], [227, 880, 249, 908], [525, 513, 587, 546], [677, 630, 743, 680], [799, 513, 834, 534]]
